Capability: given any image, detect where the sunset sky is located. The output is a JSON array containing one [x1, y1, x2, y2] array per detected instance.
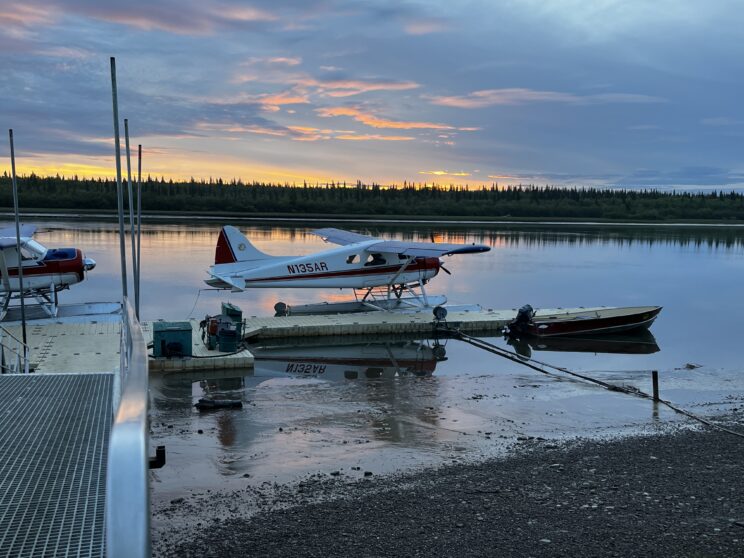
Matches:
[[1, 0, 743, 188]]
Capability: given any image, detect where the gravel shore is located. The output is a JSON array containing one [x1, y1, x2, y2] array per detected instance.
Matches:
[[155, 420, 744, 557]]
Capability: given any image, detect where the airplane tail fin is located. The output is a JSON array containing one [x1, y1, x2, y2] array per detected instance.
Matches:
[[215, 225, 272, 264]]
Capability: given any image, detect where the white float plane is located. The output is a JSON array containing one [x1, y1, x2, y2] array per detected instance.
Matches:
[[205, 226, 490, 311], [0, 224, 96, 318]]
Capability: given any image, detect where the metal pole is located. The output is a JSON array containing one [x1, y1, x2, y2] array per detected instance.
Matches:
[[652, 370, 660, 402], [124, 119, 137, 313], [136, 144, 142, 319], [8, 130, 27, 347], [110, 57, 128, 299]]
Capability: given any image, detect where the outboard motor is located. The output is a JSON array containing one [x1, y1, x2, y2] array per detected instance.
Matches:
[[507, 304, 535, 336], [514, 304, 535, 327]]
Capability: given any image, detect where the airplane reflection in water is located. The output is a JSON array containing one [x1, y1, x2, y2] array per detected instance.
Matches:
[[150, 334, 448, 410], [150, 335, 452, 478], [249, 334, 448, 381], [505, 329, 660, 360]]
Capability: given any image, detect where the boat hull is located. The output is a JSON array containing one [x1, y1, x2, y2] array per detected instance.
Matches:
[[515, 306, 662, 337]]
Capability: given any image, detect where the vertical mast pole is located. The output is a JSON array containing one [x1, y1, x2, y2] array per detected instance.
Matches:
[[124, 119, 137, 313], [110, 57, 128, 299], [8, 129, 27, 347], [136, 144, 142, 319]]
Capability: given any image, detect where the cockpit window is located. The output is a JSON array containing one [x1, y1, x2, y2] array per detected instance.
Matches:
[[346, 254, 359, 264], [364, 253, 386, 266], [21, 239, 47, 260]]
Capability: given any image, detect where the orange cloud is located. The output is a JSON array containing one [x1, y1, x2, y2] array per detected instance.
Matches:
[[0, 4, 55, 26], [317, 106, 453, 130], [195, 122, 287, 137], [220, 6, 277, 23], [268, 57, 301, 66], [428, 88, 664, 108], [404, 20, 448, 35], [37, 46, 92, 59], [335, 134, 414, 141], [232, 69, 419, 98], [419, 170, 471, 177], [315, 79, 419, 97], [242, 56, 302, 67]]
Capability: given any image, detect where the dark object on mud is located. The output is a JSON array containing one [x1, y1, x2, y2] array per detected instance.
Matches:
[[194, 398, 243, 410]]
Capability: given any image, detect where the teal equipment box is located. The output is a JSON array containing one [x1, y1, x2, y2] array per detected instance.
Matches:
[[221, 302, 242, 322], [153, 321, 193, 358], [220, 302, 243, 339]]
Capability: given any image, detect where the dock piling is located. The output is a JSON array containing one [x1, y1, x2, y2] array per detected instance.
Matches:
[[652, 370, 660, 402]]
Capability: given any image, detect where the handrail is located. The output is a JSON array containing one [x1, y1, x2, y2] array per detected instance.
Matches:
[[0, 324, 30, 374], [106, 298, 150, 557]]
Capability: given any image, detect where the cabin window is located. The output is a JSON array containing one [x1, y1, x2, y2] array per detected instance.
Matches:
[[20, 247, 39, 261], [346, 254, 359, 264], [364, 253, 386, 267]]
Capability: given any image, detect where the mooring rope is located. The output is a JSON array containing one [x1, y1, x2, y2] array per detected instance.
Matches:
[[443, 327, 744, 440]]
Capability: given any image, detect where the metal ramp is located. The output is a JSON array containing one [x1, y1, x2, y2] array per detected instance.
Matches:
[[0, 373, 113, 557]]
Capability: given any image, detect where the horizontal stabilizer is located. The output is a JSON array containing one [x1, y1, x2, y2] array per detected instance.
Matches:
[[205, 272, 244, 291]]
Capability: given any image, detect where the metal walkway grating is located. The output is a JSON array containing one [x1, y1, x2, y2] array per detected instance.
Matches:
[[0, 373, 112, 558]]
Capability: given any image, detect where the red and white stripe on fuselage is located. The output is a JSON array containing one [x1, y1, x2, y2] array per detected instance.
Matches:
[[208, 231, 440, 290], [0, 249, 86, 293], [241, 255, 440, 289]]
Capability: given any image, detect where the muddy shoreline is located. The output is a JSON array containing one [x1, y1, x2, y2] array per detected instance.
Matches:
[[154, 416, 744, 557]]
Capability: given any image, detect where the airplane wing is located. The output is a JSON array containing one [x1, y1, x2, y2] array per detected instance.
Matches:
[[311, 228, 375, 245], [0, 224, 36, 248], [366, 240, 491, 257], [312, 228, 490, 256]]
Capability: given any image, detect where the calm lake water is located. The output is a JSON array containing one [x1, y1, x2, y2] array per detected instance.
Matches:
[[12, 220, 744, 500]]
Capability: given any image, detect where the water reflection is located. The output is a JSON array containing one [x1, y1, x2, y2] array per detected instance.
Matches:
[[250, 334, 447, 380], [149, 335, 452, 475], [505, 330, 660, 359]]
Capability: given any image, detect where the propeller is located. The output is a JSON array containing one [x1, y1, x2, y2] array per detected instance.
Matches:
[[439, 259, 452, 275]]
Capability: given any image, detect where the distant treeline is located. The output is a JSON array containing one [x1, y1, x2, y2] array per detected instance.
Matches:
[[2, 173, 744, 221]]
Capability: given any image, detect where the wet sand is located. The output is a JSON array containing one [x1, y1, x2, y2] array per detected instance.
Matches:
[[153, 415, 744, 557]]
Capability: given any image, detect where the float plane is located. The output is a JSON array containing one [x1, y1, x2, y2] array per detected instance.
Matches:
[[0, 224, 96, 318], [205, 226, 490, 311]]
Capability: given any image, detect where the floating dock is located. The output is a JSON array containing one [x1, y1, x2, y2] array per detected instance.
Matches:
[[142, 320, 253, 372], [240, 306, 610, 340], [0, 302, 123, 558], [143, 306, 613, 374]]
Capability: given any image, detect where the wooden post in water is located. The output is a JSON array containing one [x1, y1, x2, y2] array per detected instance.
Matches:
[[110, 57, 128, 299], [8, 129, 27, 347], [652, 370, 660, 402]]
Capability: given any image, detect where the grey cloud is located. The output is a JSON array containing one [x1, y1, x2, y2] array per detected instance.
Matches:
[[617, 167, 744, 187]]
